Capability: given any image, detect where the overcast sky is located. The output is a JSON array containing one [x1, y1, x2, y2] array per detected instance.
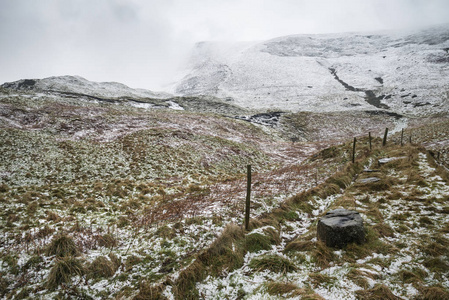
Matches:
[[1, 0, 448, 91]]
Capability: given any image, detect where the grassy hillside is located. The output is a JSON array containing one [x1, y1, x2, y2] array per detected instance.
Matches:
[[1, 90, 448, 299], [166, 143, 449, 299], [0, 92, 331, 299]]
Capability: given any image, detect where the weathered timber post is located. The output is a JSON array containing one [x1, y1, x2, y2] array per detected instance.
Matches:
[[369, 132, 372, 151], [352, 137, 357, 163], [245, 165, 252, 231], [401, 129, 404, 146], [438, 152, 441, 161], [382, 128, 389, 147], [409, 130, 412, 144]]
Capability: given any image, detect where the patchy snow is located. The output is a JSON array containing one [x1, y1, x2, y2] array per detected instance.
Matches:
[[128, 101, 154, 109], [167, 100, 184, 110]]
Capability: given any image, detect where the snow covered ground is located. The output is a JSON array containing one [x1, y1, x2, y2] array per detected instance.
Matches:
[[190, 147, 449, 299]]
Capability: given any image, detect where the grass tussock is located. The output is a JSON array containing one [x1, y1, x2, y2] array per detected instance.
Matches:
[[173, 223, 245, 299], [173, 260, 204, 300], [423, 257, 449, 274], [347, 268, 370, 289], [46, 234, 79, 257], [135, 282, 166, 300], [46, 257, 84, 290], [422, 241, 449, 257], [311, 241, 335, 269], [87, 256, 116, 279], [415, 285, 449, 300], [373, 222, 395, 238], [308, 272, 337, 287], [284, 239, 315, 253], [249, 254, 296, 274], [199, 223, 245, 274], [433, 164, 449, 183], [244, 233, 272, 253], [355, 284, 402, 300], [397, 269, 426, 284], [95, 233, 117, 248], [343, 226, 396, 262], [265, 281, 300, 296]]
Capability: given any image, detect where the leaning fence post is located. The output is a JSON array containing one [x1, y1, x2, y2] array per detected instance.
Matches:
[[382, 128, 389, 147], [369, 132, 372, 151], [352, 137, 357, 163], [245, 165, 252, 231]]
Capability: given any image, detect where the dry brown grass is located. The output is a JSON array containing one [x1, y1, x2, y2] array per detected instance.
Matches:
[[347, 268, 371, 289], [355, 284, 402, 300], [46, 257, 84, 290], [373, 222, 395, 238], [173, 223, 245, 299], [134, 282, 167, 300], [415, 285, 449, 300], [308, 272, 336, 288], [46, 234, 79, 257], [265, 281, 302, 296], [311, 241, 335, 269], [249, 254, 297, 274], [87, 256, 116, 279], [284, 240, 315, 253]]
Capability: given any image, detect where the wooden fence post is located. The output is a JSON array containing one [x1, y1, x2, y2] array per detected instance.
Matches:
[[369, 132, 372, 151], [401, 129, 404, 146], [245, 165, 251, 231], [352, 137, 357, 163], [382, 128, 389, 147]]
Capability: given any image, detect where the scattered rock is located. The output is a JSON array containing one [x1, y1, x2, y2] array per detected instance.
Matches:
[[317, 209, 365, 248], [363, 169, 380, 173], [358, 177, 381, 184], [374, 77, 383, 84], [378, 156, 407, 165]]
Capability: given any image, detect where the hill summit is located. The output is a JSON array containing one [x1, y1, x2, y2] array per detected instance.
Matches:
[[175, 24, 449, 116]]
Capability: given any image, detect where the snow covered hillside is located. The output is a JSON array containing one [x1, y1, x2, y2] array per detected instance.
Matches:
[[175, 25, 449, 116], [2, 75, 172, 100]]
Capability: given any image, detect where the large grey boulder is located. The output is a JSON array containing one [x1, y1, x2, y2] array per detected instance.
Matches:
[[317, 209, 365, 248]]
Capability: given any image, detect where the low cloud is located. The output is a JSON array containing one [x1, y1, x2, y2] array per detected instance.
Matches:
[[0, 0, 448, 91]]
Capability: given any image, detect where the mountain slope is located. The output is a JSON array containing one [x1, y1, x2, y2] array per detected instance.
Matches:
[[2, 75, 172, 100], [175, 25, 449, 116]]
